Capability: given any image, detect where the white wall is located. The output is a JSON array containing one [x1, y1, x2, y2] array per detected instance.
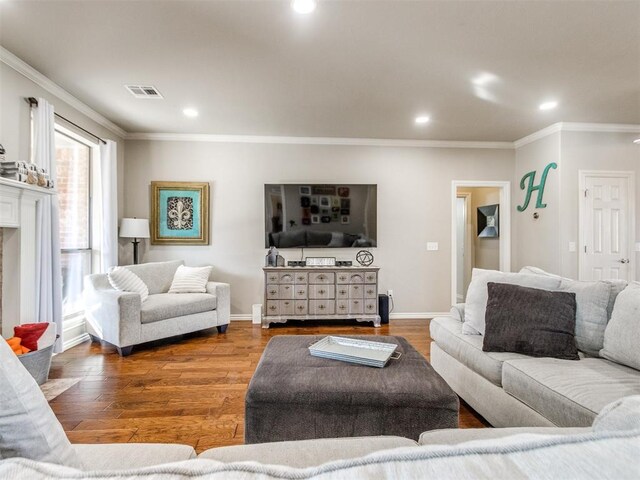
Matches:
[[513, 132, 562, 273], [514, 129, 640, 280], [558, 131, 640, 279], [123, 140, 514, 315]]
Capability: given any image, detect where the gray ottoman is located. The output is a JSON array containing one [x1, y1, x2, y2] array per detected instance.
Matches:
[[245, 335, 459, 443]]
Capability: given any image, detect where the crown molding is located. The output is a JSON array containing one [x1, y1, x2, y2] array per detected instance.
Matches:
[[0, 46, 127, 138], [125, 132, 514, 149], [514, 122, 640, 149]]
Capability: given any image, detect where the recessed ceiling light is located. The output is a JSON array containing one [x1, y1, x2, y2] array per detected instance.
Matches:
[[415, 115, 430, 125], [633, 138, 640, 144], [183, 108, 198, 118], [539, 101, 558, 111], [292, 0, 316, 14]]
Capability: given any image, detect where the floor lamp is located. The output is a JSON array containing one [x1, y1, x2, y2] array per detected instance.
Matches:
[[120, 218, 150, 265]]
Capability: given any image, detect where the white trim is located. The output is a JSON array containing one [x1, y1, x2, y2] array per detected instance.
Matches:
[[450, 180, 512, 306], [125, 132, 514, 149], [515, 122, 640, 149], [390, 312, 448, 319], [578, 170, 636, 282], [63, 333, 90, 351], [0, 46, 127, 138], [455, 192, 472, 303], [230, 314, 252, 321]]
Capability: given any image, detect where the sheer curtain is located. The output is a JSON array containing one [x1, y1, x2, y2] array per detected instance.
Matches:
[[97, 140, 118, 271], [32, 97, 64, 352]]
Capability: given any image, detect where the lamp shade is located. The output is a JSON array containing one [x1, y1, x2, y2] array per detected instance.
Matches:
[[120, 218, 150, 239]]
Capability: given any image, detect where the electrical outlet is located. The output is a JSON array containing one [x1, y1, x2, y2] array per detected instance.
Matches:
[[427, 242, 439, 251], [387, 289, 393, 297]]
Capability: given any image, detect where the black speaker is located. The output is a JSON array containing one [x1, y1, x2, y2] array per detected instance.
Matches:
[[378, 294, 389, 325]]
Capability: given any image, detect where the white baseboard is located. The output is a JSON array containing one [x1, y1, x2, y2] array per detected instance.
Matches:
[[389, 312, 448, 320], [63, 332, 90, 351], [230, 314, 253, 321]]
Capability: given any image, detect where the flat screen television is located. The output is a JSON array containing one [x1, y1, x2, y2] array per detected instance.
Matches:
[[264, 184, 377, 248]]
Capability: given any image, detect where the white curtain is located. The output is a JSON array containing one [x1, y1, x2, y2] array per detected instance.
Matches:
[[32, 97, 64, 352], [97, 140, 118, 271]]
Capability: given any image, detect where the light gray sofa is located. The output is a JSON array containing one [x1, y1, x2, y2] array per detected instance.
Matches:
[[430, 269, 640, 428], [83, 260, 230, 356]]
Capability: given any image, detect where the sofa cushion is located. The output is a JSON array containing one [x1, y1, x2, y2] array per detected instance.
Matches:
[[0, 337, 83, 468], [483, 282, 579, 360], [502, 357, 640, 427], [108, 267, 149, 302], [593, 395, 640, 433], [418, 426, 591, 445], [73, 443, 196, 471], [601, 282, 640, 370], [126, 260, 184, 294], [558, 278, 611, 356], [141, 293, 217, 324], [430, 316, 529, 386], [518, 267, 615, 356], [168, 265, 212, 294], [463, 268, 561, 335], [198, 436, 417, 468]]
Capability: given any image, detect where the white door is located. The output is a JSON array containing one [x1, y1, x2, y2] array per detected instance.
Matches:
[[581, 174, 633, 281]]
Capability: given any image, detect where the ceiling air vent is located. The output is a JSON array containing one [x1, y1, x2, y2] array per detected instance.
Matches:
[[125, 85, 163, 99]]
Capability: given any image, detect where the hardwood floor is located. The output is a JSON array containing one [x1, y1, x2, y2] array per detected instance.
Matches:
[[49, 319, 488, 453]]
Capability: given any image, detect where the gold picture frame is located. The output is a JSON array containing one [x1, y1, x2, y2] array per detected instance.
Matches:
[[150, 181, 210, 245]]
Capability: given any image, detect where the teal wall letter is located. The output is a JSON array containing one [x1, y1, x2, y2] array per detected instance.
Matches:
[[517, 162, 557, 212]]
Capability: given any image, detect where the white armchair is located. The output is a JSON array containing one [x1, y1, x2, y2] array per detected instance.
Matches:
[[83, 260, 230, 356]]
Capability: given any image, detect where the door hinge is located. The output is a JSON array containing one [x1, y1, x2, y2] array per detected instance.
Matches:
[[584, 246, 587, 253], [584, 189, 588, 198]]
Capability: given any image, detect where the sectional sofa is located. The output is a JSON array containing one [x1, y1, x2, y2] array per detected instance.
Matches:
[[431, 267, 640, 428]]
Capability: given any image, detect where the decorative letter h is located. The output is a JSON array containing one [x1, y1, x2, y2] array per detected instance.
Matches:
[[517, 162, 557, 212]]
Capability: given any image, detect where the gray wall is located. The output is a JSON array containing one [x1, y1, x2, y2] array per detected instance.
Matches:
[[513, 130, 640, 280], [513, 132, 562, 274], [123, 140, 514, 315]]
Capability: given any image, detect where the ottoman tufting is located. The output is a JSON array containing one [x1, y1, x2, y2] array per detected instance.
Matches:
[[245, 335, 459, 443]]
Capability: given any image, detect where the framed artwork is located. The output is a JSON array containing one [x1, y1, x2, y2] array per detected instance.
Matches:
[[340, 198, 351, 209], [299, 186, 311, 195], [341, 215, 350, 224], [311, 196, 319, 205], [151, 181, 209, 245], [320, 196, 331, 207], [300, 196, 311, 207], [312, 185, 336, 196], [311, 215, 320, 224], [332, 197, 341, 207], [477, 204, 499, 238]]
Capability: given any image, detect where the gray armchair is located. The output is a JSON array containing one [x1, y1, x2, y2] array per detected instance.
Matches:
[[83, 260, 230, 356]]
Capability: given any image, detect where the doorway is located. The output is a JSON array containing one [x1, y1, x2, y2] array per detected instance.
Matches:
[[579, 171, 636, 281], [451, 181, 511, 305]]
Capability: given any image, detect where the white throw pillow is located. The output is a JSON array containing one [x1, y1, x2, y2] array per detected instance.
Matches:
[[0, 338, 83, 468], [600, 282, 640, 370], [462, 268, 562, 335], [169, 265, 212, 293], [108, 267, 149, 302]]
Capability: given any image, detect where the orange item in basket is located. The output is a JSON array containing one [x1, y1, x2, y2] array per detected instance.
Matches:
[[5, 337, 30, 355]]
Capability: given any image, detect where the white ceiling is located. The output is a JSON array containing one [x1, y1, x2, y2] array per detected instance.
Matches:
[[1, 1, 639, 141]]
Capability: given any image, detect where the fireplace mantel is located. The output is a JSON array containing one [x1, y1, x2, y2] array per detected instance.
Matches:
[[0, 177, 56, 337]]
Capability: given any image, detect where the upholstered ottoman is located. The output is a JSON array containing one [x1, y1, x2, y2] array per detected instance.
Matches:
[[245, 335, 459, 443]]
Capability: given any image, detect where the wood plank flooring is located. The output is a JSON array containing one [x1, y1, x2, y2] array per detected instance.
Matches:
[[50, 319, 488, 453]]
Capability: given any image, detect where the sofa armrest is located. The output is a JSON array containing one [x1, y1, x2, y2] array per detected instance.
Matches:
[[450, 303, 465, 322], [83, 276, 142, 347], [206, 281, 230, 325], [419, 427, 592, 446]]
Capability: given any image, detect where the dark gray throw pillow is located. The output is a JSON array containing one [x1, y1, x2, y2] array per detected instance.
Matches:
[[482, 282, 579, 360]]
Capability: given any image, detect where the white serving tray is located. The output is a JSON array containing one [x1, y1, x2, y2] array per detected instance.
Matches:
[[309, 336, 400, 368]]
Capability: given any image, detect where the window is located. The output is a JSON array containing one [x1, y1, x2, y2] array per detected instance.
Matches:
[[55, 129, 92, 318]]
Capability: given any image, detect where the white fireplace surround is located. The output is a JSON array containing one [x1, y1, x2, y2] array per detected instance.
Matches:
[[0, 178, 56, 338]]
